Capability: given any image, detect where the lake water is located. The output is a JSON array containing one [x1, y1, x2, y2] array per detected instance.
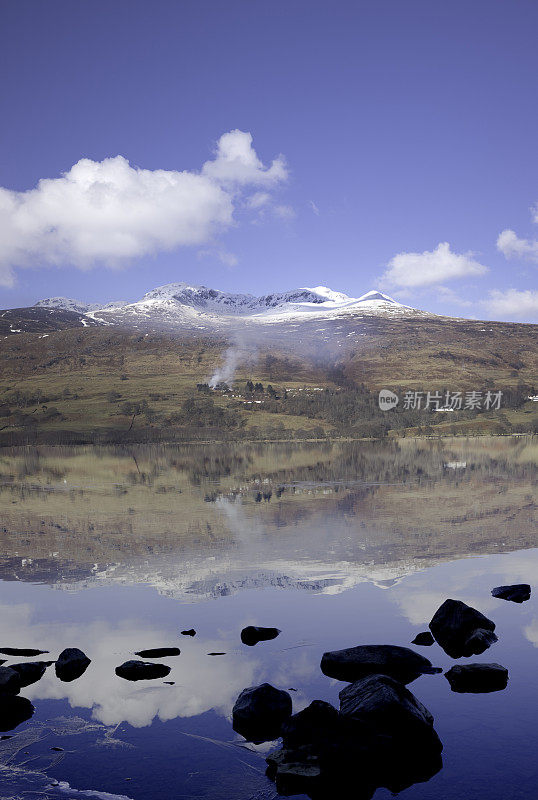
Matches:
[[0, 437, 536, 799]]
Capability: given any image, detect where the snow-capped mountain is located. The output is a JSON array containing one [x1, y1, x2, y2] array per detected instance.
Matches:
[[34, 283, 427, 331]]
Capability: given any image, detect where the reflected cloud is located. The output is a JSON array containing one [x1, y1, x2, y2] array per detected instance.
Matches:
[[389, 549, 538, 633], [0, 604, 260, 727], [523, 620, 538, 648], [0, 599, 319, 730]]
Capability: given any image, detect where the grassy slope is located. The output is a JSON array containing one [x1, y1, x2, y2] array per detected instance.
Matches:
[[341, 315, 537, 388], [0, 315, 536, 442]]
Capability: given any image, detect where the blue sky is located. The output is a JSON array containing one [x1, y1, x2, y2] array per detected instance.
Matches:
[[1, 0, 537, 321]]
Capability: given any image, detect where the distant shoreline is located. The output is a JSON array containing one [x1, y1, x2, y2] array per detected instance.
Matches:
[[0, 431, 533, 449]]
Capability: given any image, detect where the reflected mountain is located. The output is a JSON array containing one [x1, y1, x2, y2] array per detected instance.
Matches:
[[0, 437, 536, 599]]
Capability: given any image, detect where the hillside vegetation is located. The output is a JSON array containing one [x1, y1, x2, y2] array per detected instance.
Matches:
[[0, 316, 536, 444]]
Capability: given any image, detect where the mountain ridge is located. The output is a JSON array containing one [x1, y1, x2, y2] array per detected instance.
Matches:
[[33, 282, 427, 331]]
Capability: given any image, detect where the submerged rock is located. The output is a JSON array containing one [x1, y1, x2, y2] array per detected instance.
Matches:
[[0, 647, 48, 657], [429, 599, 497, 658], [267, 750, 325, 798], [0, 695, 34, 732], [55, 648, 91, 682], [240, 626, 281, 646], [412, 632, 435, 646], [491, 584, 531, 603], [134, 647, 180, 658], [320, 644, 433, 684], [445, 663, 508, 693], [181, 629, 196, 637], [115, 660, 171, 681], [10, 662, 49, 688], [0, 667, 21, 695], [232, 683, 292, 743]]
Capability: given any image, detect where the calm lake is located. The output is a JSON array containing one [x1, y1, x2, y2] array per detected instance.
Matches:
[[0, 436, 537, 799]]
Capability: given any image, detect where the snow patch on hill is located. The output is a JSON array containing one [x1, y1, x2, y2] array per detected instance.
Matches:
[[35, 297, 129, 314]]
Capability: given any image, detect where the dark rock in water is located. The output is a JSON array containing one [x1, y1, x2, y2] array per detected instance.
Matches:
[[10, 662, 49, 688], [134, 647, 180, 658], [281, 700, 341, 750], [412, 631, 434, 646], [232, 683, 292, 743], [429, 599, 497, 658], [0, 667, 21, 695], [491, 584, 531, 603], [0, 695, 34, 732], [445, 663, 508, 693], [339, 674, 443, 793], [339, 674, 435, 733], [266, 676, 442, 797], [115, 660, 171, 681], [0, 647, 49, 657], [181, 629, 196, 636], [320, 644, 432, 684], [55, 648, 91, 682], [240, 626, 281, 646], [207, 652, 226, 656], [464, 628, 498, 654]]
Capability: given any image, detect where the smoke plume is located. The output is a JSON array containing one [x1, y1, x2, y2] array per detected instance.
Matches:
[[209, 342, 252, 387]]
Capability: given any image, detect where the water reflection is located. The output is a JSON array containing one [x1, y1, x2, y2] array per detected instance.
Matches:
[[0, 436, 536, 799], [0, 437, 536, 598], [0, 547, 536, 730]]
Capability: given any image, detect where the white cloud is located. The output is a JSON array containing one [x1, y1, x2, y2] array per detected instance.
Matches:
[[217, 250, 239, 267], [0, 130, 287, 286], [497, 229, 538, 263], [482, 288, 538, 320], [246, 192, 295, 225], [380, 242, 488, 289], [435, 285, 473, 307], [202, 129, 287, 186], [246, 191, 271, 209], [273, 204, 295, 220], [309, 200, 320, 216], [198, 247, 238, 267]]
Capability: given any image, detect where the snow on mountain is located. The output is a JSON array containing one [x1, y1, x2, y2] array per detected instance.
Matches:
[[35, 297, 129, 314], [34, 283, 425, 330], [355, 290, 400, 304], [135, 283, 364, 313], [35, 297, 95, 314]]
